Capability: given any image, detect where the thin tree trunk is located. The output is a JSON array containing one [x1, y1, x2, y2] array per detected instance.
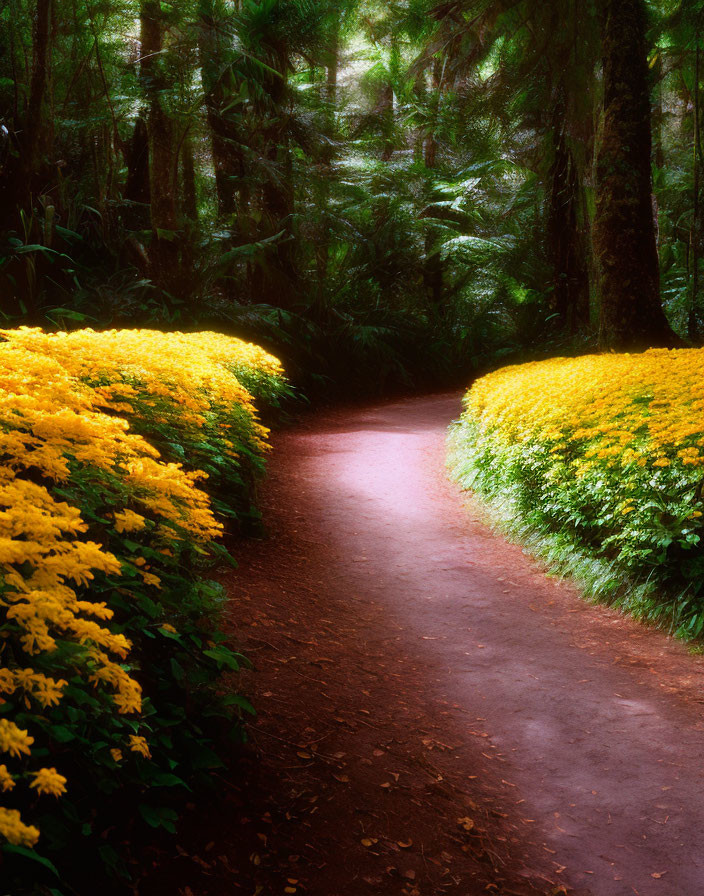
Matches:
[[24, 0, 52, 181], [182, 133, 198, 222], [379, 82, 394, 162], [140, 0, 180, 295], [0, 0, 52, 230], [547, 97, 590, 335], [690, 38, 700, 340], [593, 0, 679, 349], [198, 0, 240, 223], [326, 22, 338, 110], [313, 22, 340, 310], [423, 58, 443, 313]]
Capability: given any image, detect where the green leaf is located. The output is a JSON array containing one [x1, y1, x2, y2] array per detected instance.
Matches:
[[203, 647, 241, 670], [2, 844, 60, 877]]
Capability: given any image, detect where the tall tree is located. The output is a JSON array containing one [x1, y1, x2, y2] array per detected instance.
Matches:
[[593, 0, 678, 348]]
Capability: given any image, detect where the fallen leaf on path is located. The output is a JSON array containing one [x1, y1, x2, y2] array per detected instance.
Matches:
[[651, 872, 667, 879], [398, 840, 412, 848], [457, 817, 474, 832]]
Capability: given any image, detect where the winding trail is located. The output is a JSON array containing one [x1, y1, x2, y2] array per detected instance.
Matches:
[[146, 393, 704, 896]]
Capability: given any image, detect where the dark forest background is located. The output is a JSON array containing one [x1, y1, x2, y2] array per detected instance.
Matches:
[[0, 0, 702, 395]]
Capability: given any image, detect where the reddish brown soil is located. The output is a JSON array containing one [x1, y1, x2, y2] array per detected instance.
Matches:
[[141, 393, 704, 896]]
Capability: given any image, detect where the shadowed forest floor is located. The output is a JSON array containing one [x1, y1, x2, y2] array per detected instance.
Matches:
[[141, 393, 704, 896]]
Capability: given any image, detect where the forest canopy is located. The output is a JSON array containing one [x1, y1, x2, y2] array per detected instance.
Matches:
[[1, 0, 703, 392]]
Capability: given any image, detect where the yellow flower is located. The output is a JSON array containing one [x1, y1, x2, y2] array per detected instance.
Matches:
[[0, 325, 285, 844], [0, 719, 34, 759], [128, 735, 151, 759], [0, 808, 40, 847], [461, 347, 704, 476], [0, 764, 15, 792], [114, 509, 146, 533], [29, 767, 67, 797]]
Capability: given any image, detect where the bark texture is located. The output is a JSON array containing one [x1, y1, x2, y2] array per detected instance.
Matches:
[[593, 0, 678, 349], [547, 102, 590, 334]]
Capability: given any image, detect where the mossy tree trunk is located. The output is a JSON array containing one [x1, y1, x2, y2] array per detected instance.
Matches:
[[593, 0, 679, 349]]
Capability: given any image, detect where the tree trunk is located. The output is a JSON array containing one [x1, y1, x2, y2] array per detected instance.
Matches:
[[326, 22, 338, 109], [140, 0, 180, 295], [379, 82, 394, 162], [312, 21, 340, 310], [547, 99, 590, 335], [255, 49, 298, 308], [0, 0, 52, 230], [124, 115, 151, 228], [198, 0, 241, 223], [423, 58, 443, 313], [690, 38, 701, 340], [24, 0, 52, 183], [181, 133, 198, 222], [593, 0, 678, 349]]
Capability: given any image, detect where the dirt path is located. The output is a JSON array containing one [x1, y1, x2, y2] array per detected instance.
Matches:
[[143, 393, 704, 896]]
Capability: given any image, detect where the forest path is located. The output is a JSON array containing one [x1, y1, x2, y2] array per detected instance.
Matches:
[[146, 393, 704, 896]]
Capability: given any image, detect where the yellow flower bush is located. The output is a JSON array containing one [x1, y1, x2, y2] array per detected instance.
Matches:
[[0, 327, 285, 863], [0, 327, 287, 530], [449, 349, 704, 634], [461, 350, 704, 469]]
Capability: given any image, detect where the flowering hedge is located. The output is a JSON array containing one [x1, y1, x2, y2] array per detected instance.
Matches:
[[448, 350, 704, 635], [0, 328, 286, 883]]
